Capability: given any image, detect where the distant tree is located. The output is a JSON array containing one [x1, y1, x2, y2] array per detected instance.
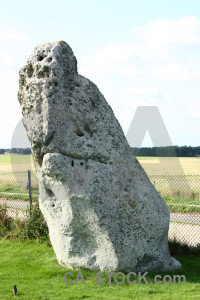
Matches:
[[8, 148, 31, 155], [10, 148, 17, 154], [21, 148, 31, 154], [131, 146, 200, 157]]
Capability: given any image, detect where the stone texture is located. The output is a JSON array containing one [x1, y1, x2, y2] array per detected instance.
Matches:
[[18, 41, 181, 272]]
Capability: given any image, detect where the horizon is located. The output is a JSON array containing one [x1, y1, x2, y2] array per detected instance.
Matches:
[[1, 145, 200, 150]]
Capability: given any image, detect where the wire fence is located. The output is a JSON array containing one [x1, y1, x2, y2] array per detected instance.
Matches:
[[151, 174, 200, 246], [0, 171, 199, 246], [0, 170, 38, 220]]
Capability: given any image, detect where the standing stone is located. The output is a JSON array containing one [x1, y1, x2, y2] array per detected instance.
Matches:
[[18, 41, 181, 272]]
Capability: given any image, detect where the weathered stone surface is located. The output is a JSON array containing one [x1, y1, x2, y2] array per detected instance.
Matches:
[[18, 41, 181, 272]]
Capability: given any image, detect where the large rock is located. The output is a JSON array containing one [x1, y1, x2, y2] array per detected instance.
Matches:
[[18, 41, 181, 272]]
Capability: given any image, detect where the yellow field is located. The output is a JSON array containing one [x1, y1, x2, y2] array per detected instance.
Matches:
[[0, 155, 34, 172], [0, 155, 37, 190], [137, 157, 200, 176], [0, 155, 200, 176]]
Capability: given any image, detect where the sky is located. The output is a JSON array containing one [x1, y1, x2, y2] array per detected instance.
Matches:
[[1, 0, 200, 148]]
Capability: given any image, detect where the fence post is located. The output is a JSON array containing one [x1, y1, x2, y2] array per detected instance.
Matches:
[[28, 170, 32, 213]]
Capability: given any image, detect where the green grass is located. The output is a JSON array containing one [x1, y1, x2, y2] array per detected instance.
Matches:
[[0, 155, 33, 164], [168, 204, 200, 213], [163, 197, 200, 205], [0, 193, 38, 201], [0, 239, 199, 299], [163, 196, 200, 213], [0, 184, 39, 201]]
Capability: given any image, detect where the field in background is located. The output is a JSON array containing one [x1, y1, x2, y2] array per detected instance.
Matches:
[[1, 155, 200, 174], [0, 154, 200, 245], [0, 155, 37, 201], [137, 156, 200, 175], [139, 157, 200, 214], [0, 154, 34, 172], [0, 155, 200, 211]]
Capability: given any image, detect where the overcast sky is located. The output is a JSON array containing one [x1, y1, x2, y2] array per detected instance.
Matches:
[[1, 0, 200, 148]]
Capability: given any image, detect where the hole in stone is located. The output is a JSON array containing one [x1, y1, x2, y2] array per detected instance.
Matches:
[[44, 132, 54, 146], [26, 85, 29, 90], [37, 65, 49, 79], [75, 129, 84, 137], [37, 156, 43, 167], [71, 160, 74, 167], [33, 141, 43, 166], [46, 189, 55, 197], [43, 65, 50, 76], [84, 123, 91, 133], [37, 55, 44, 61], [80, 162, 84, 166], [47, 57, 52, 62], [91, 98, 96, 108]]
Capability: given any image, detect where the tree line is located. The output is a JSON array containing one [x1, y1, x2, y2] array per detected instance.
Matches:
[[131, 146, 200, 157], [0, 148, 31, 155], [0, 146, 200, 157]]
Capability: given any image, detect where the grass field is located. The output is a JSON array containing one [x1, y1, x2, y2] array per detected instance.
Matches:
[[0, 238, 199, 300]]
